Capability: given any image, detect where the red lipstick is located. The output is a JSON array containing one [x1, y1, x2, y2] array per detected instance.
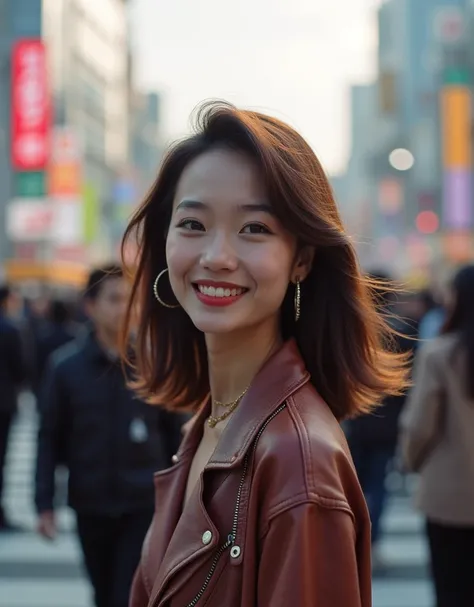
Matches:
[[193, 281, 248, 307]]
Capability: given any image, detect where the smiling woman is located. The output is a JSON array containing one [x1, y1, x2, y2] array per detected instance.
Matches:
[[166, 148, 302, 341], [121, 100, 409, 607]]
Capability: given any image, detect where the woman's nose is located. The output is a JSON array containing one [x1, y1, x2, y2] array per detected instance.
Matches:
[[200, 234, 238, 272]]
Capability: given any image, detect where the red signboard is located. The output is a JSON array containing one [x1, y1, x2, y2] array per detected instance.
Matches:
[[11, 39, 50, 170]]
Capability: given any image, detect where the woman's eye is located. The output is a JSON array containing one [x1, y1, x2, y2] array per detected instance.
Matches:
[[241, 223, 271, 235], [177, 219, 205, 231]]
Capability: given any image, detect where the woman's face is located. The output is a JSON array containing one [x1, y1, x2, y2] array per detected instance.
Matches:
[[166, 148, 310, 336]]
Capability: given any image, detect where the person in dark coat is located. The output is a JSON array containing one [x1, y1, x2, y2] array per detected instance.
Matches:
[[0, 285, 25, 531], [35, 265, 186, 607], [347, 272, 417, 557], [34, 299, 78, 393]]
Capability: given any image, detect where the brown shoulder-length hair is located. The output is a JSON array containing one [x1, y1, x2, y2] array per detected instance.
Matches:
[[121, 101, 408, 420]]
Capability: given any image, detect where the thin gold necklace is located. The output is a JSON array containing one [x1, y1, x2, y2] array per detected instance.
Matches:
[[207, 385, 250, 428]]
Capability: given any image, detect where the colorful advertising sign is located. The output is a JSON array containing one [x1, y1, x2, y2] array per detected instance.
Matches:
[[11, 39, 50, 170], [441, 86, 471, 168], [15, 171, 46, 197], [443, 230, 473, 262], [443, 170, 472, 228], [378, 177, 403, 215], [47, 126, 86, 262], [6, 199, 53, 242], [83, 183, 99, 244], [48, 126, 82, 198], [433, 7, 465, 45], [440, 71, 472, 230]]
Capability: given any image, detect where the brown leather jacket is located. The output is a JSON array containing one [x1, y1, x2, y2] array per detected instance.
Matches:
[[130, 340, 372, 607]]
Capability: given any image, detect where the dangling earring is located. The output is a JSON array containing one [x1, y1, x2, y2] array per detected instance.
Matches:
[[153, 269, 180, 309], [294, 277, 301, 322]]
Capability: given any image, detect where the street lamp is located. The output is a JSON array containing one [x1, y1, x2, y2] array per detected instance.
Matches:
[[389, 148, 415, 171]]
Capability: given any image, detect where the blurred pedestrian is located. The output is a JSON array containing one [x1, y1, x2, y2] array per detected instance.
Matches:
[[417, 288, 445, 341], [347, 271, 416, 568], [33, 299, 78, 396], [3, 285, 23, 322], [124, 102, 408, 607], [35, 265, 184, 607], [0, 285, 25, 532], [400, 264, 474, 607], [25, 293, 52, 395]]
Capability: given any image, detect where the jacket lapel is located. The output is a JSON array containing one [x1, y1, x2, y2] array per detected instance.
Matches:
[[149, 454, 225, 607], [148, 339, 310, 606], [208, 339, 310, 468], [147, 403, 217, 606]]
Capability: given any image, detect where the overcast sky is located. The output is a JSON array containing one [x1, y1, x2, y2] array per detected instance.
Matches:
[[130, 0, 381, 175]]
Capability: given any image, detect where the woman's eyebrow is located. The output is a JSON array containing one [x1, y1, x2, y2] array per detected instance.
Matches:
[[175, 200, 275, 216], [238, 202, 275, 215], [175, 199, 207, 212]]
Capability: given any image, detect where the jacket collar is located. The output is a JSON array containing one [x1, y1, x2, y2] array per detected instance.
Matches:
[[180, 338, 310, 468], [77, 325, 122, 365]]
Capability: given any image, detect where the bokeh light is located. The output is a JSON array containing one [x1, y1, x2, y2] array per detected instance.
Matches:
[[389, 148, 415, 171]]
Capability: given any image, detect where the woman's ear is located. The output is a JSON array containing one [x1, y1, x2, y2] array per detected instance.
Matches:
[[293, 246, 315, 282]]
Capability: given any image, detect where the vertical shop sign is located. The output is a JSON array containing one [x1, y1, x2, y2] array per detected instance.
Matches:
[[11, 39, 50, 170]]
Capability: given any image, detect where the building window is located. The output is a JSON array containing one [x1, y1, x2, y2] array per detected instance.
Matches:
[[70, 52, 106, 123], [83, 116, 106, 159]]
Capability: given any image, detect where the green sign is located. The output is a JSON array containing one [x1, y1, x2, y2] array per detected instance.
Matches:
[[443, 66, 470, 85], [83, 183, 99, 244], [15, 171, 46, 197]]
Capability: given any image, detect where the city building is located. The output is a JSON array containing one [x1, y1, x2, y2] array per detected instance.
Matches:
[[344, 0, 473, 279], [41, 0, 130, 263], [130, 91, 164, 199], [344, 84, 379, 268], [109, 88, 165, 256], [0, 0, 133, 287], [0, 0, 44, 268]]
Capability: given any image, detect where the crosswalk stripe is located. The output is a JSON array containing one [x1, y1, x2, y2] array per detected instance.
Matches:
[[1, 393, 433, 607], [1, 395, 90, 607]]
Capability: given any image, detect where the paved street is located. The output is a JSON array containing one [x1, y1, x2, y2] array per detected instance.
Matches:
[[372, 492, 433, 607], [0, 394, 90, 607], [0, 394, 433, 607]]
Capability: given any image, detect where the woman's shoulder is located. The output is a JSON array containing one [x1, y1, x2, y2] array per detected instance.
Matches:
[[418, 333, 459, 363], [253, 382, 364, 518]]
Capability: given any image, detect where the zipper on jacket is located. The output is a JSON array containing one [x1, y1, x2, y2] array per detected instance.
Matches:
[[185, 402, 287, 607]]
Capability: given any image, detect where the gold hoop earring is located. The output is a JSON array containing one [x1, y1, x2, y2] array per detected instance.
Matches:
[[294, 278, 301, 322], [153, 269, 180, 309]]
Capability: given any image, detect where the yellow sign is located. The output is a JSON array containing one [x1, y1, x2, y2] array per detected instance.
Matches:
[[5, 259, 88, 288], [48, 163, 82, 197], [48, 126, 82, 198], [443, 230, 473, 262], [441, 86, 472, 168]]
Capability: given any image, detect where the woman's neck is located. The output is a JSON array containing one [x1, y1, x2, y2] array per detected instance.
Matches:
[[206, 318, 282, 417]]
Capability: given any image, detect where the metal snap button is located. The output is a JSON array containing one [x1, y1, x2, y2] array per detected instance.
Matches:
[[230, 545, 241, 558], [202, 530, 213, 545], [171, 454, 179, 464]]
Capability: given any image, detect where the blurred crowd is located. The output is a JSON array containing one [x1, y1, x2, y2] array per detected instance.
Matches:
[[0, 263, 473, 606], [346, 266, 474, 606], [0, 268, 188, 607]]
